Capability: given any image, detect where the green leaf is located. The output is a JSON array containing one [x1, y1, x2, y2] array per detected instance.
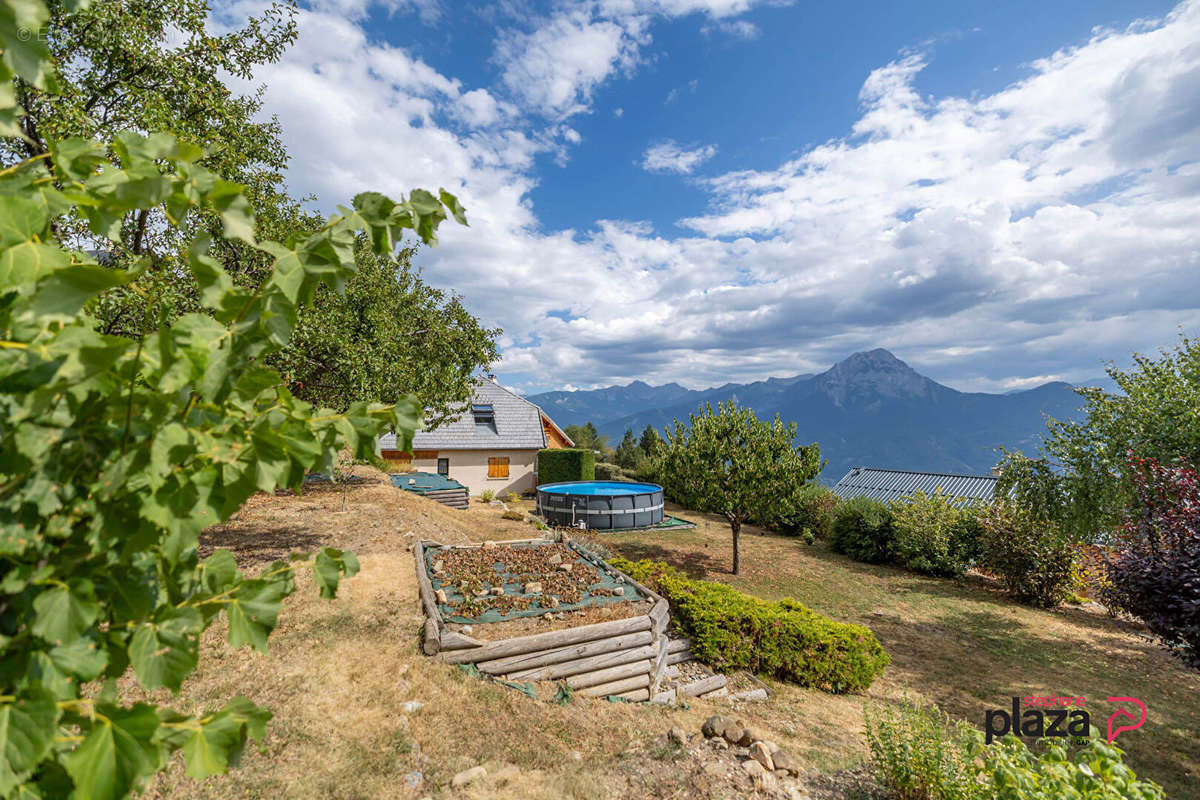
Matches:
[[0, 194, 47, 248], [64, 703, 162, 800], [200, 550, 239, 593], [225, 578, 287, 652], [30, 265, 131, 319], [0, 690, 59, 795], [210, 180, 255, 243], [31, 580, 99, 645], [48, 636, 108, 682], [178, 697, 270, 779], [439, 188, 468, 226], [313, 547, 358, 598], [128, 609, 201, 691]]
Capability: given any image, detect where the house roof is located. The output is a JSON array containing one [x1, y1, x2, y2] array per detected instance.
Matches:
[[378, 378, 573, 451], [831, 466, 1000, 506]]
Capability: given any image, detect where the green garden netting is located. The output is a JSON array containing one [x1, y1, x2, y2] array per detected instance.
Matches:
[[425, 541, 641, 625]]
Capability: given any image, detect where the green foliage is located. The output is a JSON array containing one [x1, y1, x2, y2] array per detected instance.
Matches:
[[0, 7, 467, 793], [657, 402, 823, 574], [563, 421, 609, 457], [614, 428, 640, 469], [865, 702, 983, 800], [594, 461, 623, 481], [479, 489, 495, 502], [831, 497, 896, 564], [890, 491, 983, 578], [638, 424, 662, 457], [501, 510, 524, 521], [615, 559, 889, 692], [774, 483, 837, 540], [978, 501, 1078, 607], [1000, 335, 1200, 542], [537, 448, 596, 485], [866, 703, 1163, 800]]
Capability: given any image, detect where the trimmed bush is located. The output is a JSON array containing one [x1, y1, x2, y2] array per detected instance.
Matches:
[[594, 461, 622, 480], [614, 559, 889, 692], [890, 490, 984, 578], [978, 501, 1078, 607], [831, 496, 896, 563], [537, 448, 595, 485], [774, 483, 837, 540]]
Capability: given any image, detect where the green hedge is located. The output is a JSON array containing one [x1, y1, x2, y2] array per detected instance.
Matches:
[[614, 558, 889, 693], [831, 496, 896, 563], [537, 448, 595, 485], [773, 483, 837, 540]]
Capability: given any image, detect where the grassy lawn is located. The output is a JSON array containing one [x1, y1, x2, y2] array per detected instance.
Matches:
[[602, 504, 1200, 797]]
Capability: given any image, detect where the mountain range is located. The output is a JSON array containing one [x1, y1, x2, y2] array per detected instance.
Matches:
[[527, 349, 1091, 482]]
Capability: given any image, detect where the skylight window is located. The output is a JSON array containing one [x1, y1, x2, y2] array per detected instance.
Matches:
[[472, 404, 496, 433]]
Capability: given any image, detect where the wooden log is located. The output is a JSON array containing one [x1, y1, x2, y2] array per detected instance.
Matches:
[[663, 665, 680, 679], [666, 637, 691, 654], [614, 688, 651, 702], [650, 689, 676, 704], [421, 618, 440, 656], [439, 630, 484, 651], [649, 599, 669, 635], [439, 614, 651, 665], [577, 672, 651, 698], [666, 649, 693, 666], [649, 633, 669, 696], [504, 643, 659, 681], [413, 541, 441, 626], [477, 630, 653, 676], [565, 659, 652, 690], [677, 674, 726, 697]]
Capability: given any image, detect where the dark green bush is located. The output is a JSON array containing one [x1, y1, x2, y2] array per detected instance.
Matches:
[[866, 702, 983, 800], [774, 483, 837, 539], [978, 501, 1078, 607], [614, 559, 889, 692], [537, 448, 595, 485], [890, 490, 984, 578], [831, 496, 896, 563]]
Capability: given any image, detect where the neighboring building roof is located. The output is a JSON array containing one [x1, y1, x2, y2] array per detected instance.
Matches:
[[831, 466, 1000, 506], [378, 378, 574, 451]]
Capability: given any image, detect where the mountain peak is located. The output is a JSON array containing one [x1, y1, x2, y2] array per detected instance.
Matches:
[[818, 348, 939, 405], [836, 348, 909, 370]]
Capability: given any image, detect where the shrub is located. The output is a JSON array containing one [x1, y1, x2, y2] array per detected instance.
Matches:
[[479, 489, 495, 502], [865, 702, 983, 800], [978, 501, 1078, 607], [775, 483, 837, 540], [831, 496, 896, 563], [1101, 455, 1200, 668], [866, 702, 1164, 800], [594, 461, 623, 480], [890, 490, 983, 578], [501, 510, 524, 521], [538, 448, 596, 484], [614, 559, 889, 692]]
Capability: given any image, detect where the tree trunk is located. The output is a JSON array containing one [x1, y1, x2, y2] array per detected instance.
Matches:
[[731, 518, 741, 575]]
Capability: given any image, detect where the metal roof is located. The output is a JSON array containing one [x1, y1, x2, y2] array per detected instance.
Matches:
[[831, 466, 999, 506], [378, 378, 572, 451]]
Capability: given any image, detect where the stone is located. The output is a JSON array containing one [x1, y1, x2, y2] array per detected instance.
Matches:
[[547, 596, 560, 608], [771, 748, 800, 776], [742, 759, 766, 778], [612, 586, 624, 596], [763, 741, 780, 755], [474, 589, 489, 598], [432, 560, 444, 574], [732, 688, 769, 702], [667, 727, 687, 746], [557, 562, 573, 572], [749, 741, 774, 771], [400, 701, 423, 713], [434, 589, 447, 604], [548, 553, 563, 565], [490, 586, 505, 596], [703, 761, 725, 777], [524, 582, 543, 594], [731, 746, 749, 758], [737, 726, 761, 747], [451, 766, 486, 788], [461, 625, 472, 635], [722, 724, 744, 745], [709, 738, 729, 750]]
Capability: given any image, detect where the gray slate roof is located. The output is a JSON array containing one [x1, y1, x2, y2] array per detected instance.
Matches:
[[831, 466, 999, 506], [378, 379, 568, 451]]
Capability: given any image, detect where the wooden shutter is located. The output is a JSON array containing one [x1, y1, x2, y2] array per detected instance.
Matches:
[[488, 457, 509, 478]]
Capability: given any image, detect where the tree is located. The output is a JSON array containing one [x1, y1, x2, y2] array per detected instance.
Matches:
[[997, 335, 1200, 541], [565, 421, 609, 455], [5, 0, 499, 418], [657, 402, 823, 574], [614, 429, 640, 469], [0, 3, 467, 792], [639, 424, 662, 457]]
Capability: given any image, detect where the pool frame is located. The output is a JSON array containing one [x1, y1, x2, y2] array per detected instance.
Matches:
[[536, 480, 665, 530]]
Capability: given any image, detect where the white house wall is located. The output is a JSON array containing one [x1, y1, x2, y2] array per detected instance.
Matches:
[[412, 449, 539, 496]]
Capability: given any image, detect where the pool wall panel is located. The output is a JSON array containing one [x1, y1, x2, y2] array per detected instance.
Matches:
[[537, 481, 664, 530]]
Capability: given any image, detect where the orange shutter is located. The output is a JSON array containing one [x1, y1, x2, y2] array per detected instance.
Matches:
[[488, 457, 509, 478]]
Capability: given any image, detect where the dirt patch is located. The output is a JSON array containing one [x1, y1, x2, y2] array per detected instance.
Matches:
[[453, 600, 651, 642]]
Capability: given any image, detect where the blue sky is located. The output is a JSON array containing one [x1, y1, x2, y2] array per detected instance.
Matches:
[[221, 0, 1199, 394]]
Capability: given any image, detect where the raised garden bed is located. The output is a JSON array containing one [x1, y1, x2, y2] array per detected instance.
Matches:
[[414, 533, 673, 702]]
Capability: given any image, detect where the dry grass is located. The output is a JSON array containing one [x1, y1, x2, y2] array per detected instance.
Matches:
[[136, 473, 1200, 798]]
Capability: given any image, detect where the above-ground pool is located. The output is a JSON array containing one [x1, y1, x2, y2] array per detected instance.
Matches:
[[536, 480, 664, 530]]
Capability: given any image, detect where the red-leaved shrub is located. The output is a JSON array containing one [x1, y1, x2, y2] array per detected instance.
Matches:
[[1102, 454, 1200, 669]]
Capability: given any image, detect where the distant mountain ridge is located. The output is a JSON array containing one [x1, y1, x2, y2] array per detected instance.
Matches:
[[526, 349, 1087, 481]]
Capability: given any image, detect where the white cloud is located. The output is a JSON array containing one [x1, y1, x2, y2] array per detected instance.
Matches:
[[227, 0, 1200, 394], [701, 18, 761, 38], [640, 140, 718, 174]]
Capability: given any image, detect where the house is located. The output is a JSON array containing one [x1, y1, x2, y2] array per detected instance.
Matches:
[[377, 378, 574, 497], [831, 466, 1000, 506]]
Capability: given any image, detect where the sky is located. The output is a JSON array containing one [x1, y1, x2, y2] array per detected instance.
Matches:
[[216, 0, 1200, 394]]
